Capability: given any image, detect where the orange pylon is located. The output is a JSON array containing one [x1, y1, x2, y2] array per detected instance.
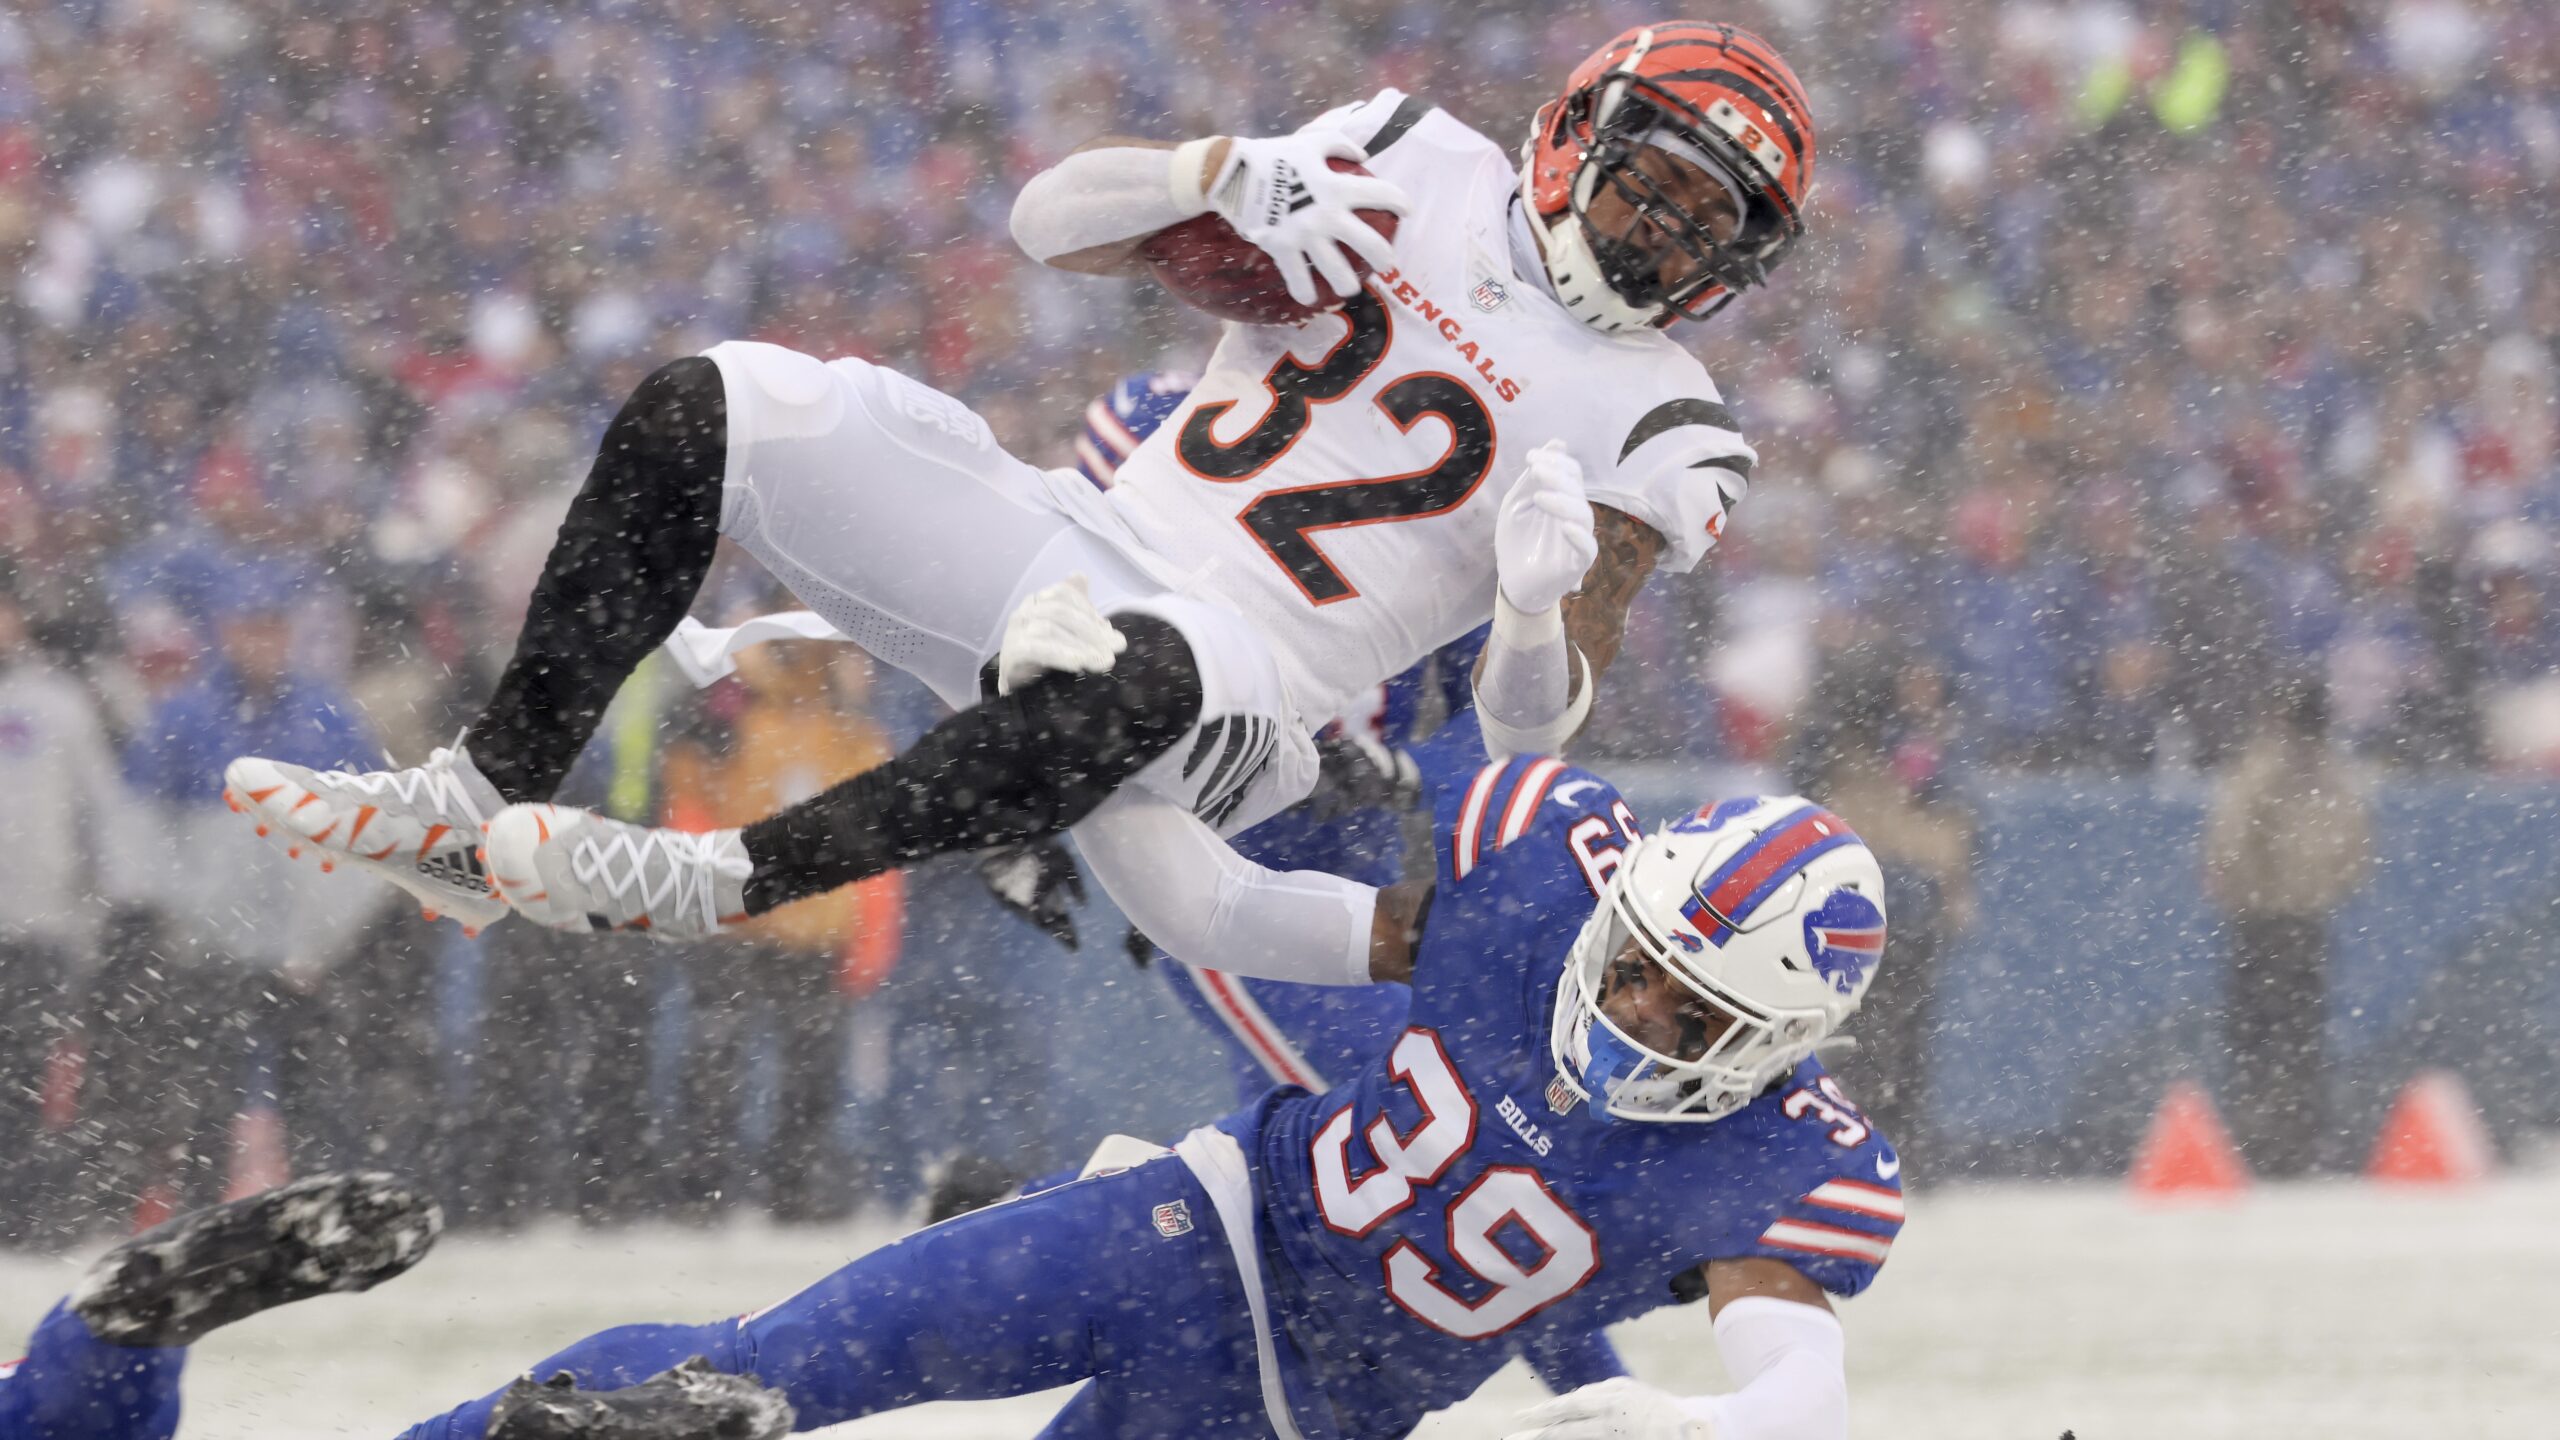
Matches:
[[2129, 1080, 2250, 1198], [2367, 1070, 2495, 1185]]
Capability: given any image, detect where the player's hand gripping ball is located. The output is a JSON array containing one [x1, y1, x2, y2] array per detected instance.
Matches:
[[1143, 132, 1407, 326]]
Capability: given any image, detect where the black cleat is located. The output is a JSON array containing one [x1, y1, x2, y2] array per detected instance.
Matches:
[[488, 1358, 796, 1440], [71, 1171, 442, 1347]]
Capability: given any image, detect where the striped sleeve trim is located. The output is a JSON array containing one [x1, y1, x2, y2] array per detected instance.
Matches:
[[1450, 756, 1570, 882], [1496, 757, 1569, 849], [1193, 968, 1328, 1092], [1804, 1179, 1905, 1223], [1759, 1217, 1894, 1265], [1451, 762, 1506, 882], [1618, 397, 1753, 477]]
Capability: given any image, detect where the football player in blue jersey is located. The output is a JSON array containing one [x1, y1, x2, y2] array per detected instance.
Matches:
[[389, 759, 1901, 1440], [2, 1174, 442, 1440]]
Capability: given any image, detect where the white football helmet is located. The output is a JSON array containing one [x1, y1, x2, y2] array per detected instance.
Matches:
[[1550, 796, 1886, 1123]]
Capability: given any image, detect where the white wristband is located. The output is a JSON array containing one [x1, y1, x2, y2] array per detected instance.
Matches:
[[1476, 648, 1592, 760], [1489, 587, 1564, 649], [1169, 137, 1224, 214], [1473, 589, 1587, 759]]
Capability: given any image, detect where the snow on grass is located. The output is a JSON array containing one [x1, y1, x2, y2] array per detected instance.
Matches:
[[6, 1170, 2555, 1439]]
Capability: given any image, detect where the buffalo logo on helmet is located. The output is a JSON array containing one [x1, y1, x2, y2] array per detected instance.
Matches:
[[1801, 888, 1886, 995]]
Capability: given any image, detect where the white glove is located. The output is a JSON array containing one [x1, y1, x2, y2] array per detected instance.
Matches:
[[1496, 439, 1599, 615], [998, 575, 1126, 694], [1195, 130, 1410, 308], [1504, 1377, 1717, 1440]]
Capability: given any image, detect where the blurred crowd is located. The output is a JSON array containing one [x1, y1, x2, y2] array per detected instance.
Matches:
[[0, 0, 2554, 1229]]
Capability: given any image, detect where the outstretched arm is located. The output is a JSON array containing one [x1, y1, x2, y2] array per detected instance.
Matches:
[[1010, 137, 1224, 278], [1070, 788, 1389, 986], [1509, 1260, 1846, 1440], [1011, 127, 1407, 304]]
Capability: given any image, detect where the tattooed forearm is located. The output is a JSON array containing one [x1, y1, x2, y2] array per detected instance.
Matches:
[[1562, 504, 1665, 683]]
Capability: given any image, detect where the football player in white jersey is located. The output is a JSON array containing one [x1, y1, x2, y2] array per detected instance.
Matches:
[[222, 21, 1817, 987]]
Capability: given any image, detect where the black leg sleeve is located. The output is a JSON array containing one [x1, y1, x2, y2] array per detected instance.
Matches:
[[463, 356, 727, 804], [739, 617, 1203, 913]]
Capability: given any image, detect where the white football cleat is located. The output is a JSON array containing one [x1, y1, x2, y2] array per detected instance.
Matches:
[[481, 803, 751, 939], [225, 742, 509, 935]]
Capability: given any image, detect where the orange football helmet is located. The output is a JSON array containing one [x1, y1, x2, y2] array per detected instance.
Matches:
[[1521, 21, 1818, 331]]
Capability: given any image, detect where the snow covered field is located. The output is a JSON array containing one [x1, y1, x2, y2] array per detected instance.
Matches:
[[7, 1171, 2556, 1440]]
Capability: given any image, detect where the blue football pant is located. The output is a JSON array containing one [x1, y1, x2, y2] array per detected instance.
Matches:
[[396, 1155, 1275, 1440], [0, 1304, 187, 1440]]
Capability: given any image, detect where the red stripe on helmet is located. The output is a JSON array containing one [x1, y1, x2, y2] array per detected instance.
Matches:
[[1704, 809, 1851, 921]]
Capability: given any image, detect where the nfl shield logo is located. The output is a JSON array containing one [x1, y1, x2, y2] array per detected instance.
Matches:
[[1151, 1200, 1193, 1238], [1545, 1074, 1584, 1115], [1471, 277, 1510, 312]]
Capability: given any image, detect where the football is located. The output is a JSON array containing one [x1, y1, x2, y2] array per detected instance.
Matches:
[[1139, 157, 1400, 326]]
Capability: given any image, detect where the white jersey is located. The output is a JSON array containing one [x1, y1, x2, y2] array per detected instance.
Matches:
[[1091, 90, 1756, 720]]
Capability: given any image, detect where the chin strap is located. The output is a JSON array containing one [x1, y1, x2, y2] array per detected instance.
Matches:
[[1577, 1023, 1652, 1124], [1515, 160, 1662, 334]]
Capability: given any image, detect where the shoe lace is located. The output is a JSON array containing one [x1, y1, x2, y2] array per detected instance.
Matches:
[[568, 824, 745, 932], [311, 739, 492, 825]]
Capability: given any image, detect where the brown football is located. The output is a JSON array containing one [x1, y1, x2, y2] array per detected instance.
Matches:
[[1139, 157, 1400, 326]]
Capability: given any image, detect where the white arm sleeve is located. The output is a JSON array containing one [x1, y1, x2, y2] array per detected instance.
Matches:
[[1472, 592, 1592, 760], [1008, 145, 1207, 265], [1680, 1298, 1850, 1440], [1071, 789, 1376, 986]]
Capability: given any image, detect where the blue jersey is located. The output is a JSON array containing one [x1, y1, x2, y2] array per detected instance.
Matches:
[[1242, 756, 1904, 1438]]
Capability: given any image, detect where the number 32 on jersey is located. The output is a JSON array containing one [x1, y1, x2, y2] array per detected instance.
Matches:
[[1309, 1029, 1598, 1338], [1177, 289, 1495, 606]]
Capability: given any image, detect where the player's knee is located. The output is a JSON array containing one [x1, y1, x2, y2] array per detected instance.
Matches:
[[583, 355, 728, 535], [1012, 615, 1205, 810], [622, 355, 727, 465]]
